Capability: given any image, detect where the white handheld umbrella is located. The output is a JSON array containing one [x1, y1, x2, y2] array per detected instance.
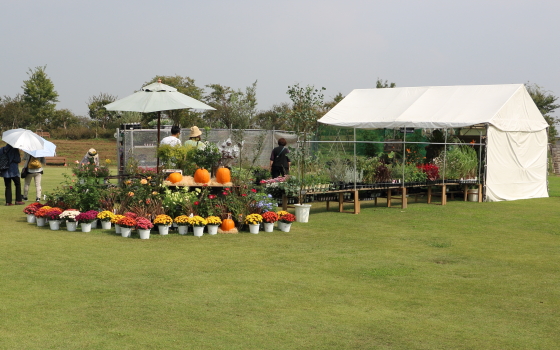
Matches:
[[2, 129, 45, 151], [22, 139, 57, 157]]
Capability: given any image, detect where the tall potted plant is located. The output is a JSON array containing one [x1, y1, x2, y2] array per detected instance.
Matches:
[[286, 83, 325, 221]]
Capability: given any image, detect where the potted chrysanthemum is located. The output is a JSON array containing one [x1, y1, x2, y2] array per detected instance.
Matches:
[[277, 212, 296, 232], [75, 211, 97, 232], [86, 210, 99, 229], [261, 211, 278, 232], [116, 216, 137, 238], [135, 217, 153, 239], [245, 213, 263, 234], [153, 214, 173, 235], [23, 202, 43, 223], [60, 209, 81, 231], [34, 206, 52, 227], [189, 215, 207, 237], [174, 215, 190, 235], [111, 214, 125, 234], [97, 211, 115, 230], [206, 216, 222, 235], [45, 207, 64, 230]]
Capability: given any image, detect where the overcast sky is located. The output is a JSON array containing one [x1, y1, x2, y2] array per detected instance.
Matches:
[[1, 0, 559, 118]]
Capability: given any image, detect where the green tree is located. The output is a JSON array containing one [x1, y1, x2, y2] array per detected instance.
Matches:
[[87, 93, 118, 129], [203, 81, 258, 129], [49, 109, 81, 130], [376, 78, 396, 88], [286, 83, 325, 203], [21, 65, 59, 127], [254, 102, 291, 130], [143, 75, 205, 127], [0, 94, 32, 130], [526, 83, 559, 142]]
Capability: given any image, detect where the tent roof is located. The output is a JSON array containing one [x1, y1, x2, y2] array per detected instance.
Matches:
[[318, 84, 548, 132]]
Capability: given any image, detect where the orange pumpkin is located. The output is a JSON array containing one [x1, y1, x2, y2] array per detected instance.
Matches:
[[215, 167, 231, 184], [167, 172, 183, 184], [194, 168, 210, 183], [221, 213, 235, 231]]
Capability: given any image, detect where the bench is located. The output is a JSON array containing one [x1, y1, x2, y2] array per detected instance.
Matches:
[[35, 131, 50, 138], [45, 156, 67, 166]]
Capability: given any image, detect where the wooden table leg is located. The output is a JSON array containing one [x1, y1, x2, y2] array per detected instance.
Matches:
[[338, 192, 344, 212], [282, 194, 288, 210], [401, 187, 407, 209], [427, 186, 432, 204], [353, 190, 360, 214], [478, 184, 483, 203], [326, 200, 330, 211], [463, 184, 468, 201], [387, 189, 392, 207], [442, 185, 447, 205]]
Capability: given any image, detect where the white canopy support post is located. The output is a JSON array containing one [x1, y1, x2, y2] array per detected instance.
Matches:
[[353, 128, 357, 190]]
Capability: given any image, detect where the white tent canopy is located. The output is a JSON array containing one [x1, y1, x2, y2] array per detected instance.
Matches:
[[318, 84, 548, 132], [318, 84, 549, 202]]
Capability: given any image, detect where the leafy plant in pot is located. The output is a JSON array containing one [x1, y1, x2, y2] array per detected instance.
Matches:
[[286, 83, 325, 221]]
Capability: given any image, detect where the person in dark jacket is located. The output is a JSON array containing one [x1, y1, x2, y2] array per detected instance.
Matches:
[[0, 144, 24, 205], [269, 138, 291, 178]]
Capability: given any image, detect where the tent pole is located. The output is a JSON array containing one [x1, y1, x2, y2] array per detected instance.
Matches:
[[402, 127, 406, 185], [354, 128, 357, 190], [478, 128, 483, 184], [442, 129, 447, 184]]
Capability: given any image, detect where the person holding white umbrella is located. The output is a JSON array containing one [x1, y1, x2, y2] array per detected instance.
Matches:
[[22, 153, 45, 202], [0, 144, 24, 206], [20, 138, 56, 202]]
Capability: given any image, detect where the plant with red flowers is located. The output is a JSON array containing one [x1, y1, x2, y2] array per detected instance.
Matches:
[[23, 202, 43, 215], [135, 217, 153, 230], [45, 208, 63, 220], [124, 212, 137, 219], [417, 163, 439, 181], [34, 206, 53, 218], [75, 211, 98, 224], [117, 216, 137, 228], [278, 212, 296, 223], [261, 211, 279, 223]]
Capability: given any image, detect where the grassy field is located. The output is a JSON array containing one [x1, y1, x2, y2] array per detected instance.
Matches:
[[0, 138, 118, 165], [0, 168, 559, 349]]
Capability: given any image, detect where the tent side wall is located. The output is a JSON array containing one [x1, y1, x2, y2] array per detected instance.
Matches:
[[486, 126, 548, 201]]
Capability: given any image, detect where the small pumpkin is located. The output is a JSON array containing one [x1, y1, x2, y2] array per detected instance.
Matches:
[[221, 213, 235, 231], [215, 167, 231, 184], [194, 168, 210, 184], [167, 172, 183, 184]]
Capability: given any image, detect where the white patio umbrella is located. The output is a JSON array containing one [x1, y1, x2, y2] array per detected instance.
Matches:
[[104, 80, 215, 171], [104, 81, 215, 113], [22, 139, 57, 157], [2, 129, 45, 151]]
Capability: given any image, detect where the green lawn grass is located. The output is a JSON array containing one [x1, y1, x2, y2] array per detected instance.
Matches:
[[1, 168, 559, 349]]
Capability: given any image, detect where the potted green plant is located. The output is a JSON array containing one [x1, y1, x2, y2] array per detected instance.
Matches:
[[286, 84, 325, 220]]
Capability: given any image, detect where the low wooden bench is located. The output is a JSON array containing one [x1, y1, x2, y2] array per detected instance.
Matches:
[[45, 156, 67, 166], [35, 131, 50, 138]]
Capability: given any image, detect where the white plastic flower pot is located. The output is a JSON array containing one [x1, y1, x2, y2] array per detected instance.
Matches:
[[207, 225, 219, 235], [193, 226, 204, 237], [177, 225, 188, 235], [249, 224, 260, 234]]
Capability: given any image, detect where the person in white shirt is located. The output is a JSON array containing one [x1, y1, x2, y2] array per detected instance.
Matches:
[[160, 126, 182, 146]]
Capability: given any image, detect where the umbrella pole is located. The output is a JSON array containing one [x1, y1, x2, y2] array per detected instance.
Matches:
[[156, 111, 161, 173]]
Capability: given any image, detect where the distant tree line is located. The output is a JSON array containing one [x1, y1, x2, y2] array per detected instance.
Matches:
[[1, 66, 558, 142]]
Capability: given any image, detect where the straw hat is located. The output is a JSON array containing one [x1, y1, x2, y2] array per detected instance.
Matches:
[[88, 148, 97, 156], [189, 126, 202, 138]]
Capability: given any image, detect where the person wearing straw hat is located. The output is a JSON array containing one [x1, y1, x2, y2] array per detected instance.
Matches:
[[184, 126, 206, 150], [80, 148, 100, 166]]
